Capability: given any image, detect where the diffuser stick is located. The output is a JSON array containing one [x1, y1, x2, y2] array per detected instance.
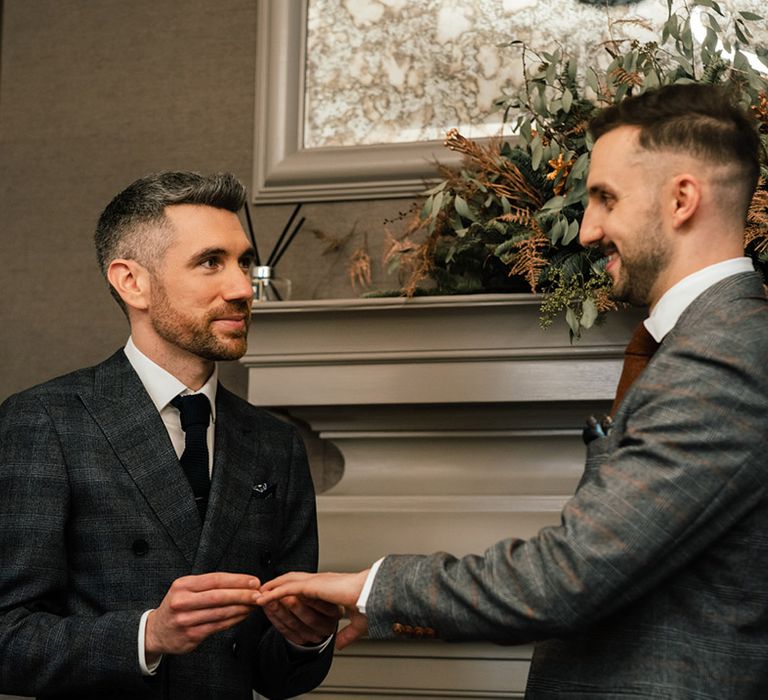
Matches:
[[243, 200, 262, 267], [267, 203, 302, 266], [270, 217, 306, 269]]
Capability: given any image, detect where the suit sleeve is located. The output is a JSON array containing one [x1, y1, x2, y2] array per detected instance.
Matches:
[[0, 392, 152, 696], [250, 427, 334, 698], [365, 317, 768, 643]]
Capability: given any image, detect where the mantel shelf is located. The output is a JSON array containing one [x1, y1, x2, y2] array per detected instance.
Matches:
[[243, 294, 642, 406]]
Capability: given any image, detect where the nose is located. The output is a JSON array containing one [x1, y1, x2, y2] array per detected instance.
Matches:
[[223, 264, 254, 304], [578, 204, 603, 248]]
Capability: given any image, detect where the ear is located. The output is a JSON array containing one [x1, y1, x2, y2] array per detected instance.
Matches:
[[668, 174, 701, 230], [107, 259, 151, 311]]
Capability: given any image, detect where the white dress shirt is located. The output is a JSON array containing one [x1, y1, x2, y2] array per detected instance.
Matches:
[[644, 257, 754, 341], [356, 257, 756, 614], [124, 337, 218, 472]]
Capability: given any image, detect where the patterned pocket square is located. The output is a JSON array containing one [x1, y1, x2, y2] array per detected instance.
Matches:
[[252, 482, 276, 499]]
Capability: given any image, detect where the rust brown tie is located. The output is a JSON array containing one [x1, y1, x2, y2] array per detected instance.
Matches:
[[610, 322, 660, 416]]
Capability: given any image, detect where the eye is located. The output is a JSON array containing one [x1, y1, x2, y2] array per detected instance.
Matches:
[[587, 186, 615, 211], [201, 257, 221, 270], [599, 192, 615, 210]]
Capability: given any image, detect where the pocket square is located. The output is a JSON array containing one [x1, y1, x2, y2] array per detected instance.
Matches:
[[582, 414, 612, 445], [252, 482, 276, 499]]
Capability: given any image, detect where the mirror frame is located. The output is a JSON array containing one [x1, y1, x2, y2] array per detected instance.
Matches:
[[252, 0, 462, 203]]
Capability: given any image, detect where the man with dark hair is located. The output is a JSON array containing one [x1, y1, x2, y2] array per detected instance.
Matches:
[[590, 83, 761, 216], [0, 171, 338, 698], [256, 83, 768, 697]]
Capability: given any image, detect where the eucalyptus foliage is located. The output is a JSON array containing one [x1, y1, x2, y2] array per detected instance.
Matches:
[[395, 0, 768, 339]]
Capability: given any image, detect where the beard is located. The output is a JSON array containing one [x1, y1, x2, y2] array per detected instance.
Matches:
[[149, 281, 251, 361], [607, 216, 671, 307]]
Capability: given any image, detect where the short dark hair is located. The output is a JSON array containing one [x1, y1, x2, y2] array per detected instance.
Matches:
[[589, 83, 761, 218], [94, 171, 247, 311]]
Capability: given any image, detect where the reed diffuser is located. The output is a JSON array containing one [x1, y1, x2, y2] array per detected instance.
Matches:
[[243, 200, 305, 302]]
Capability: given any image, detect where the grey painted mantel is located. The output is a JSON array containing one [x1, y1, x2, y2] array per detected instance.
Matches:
[[241, 294, 641, 699]]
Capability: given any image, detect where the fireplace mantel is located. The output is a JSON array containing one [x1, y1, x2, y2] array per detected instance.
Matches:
[[242, 294, 641, 698], [243, 293, 638, 406]]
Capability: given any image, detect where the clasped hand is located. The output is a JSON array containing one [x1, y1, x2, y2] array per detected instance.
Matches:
[[144, 572, 342, 663], [254, 570, 371, 650]]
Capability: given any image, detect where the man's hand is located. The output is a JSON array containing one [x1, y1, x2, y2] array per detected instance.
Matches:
[[262, 595, 342, 646], [145, 572, 260, 662], [255, 571, 370, 650]]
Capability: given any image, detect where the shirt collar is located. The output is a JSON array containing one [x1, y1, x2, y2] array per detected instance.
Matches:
[[123, 337, 218, 421], [644, 257, 754, 342]]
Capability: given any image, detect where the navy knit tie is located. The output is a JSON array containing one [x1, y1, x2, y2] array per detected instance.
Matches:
[[171, 394, 211, 521]]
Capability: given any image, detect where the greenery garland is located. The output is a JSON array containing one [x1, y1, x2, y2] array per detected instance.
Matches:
[[385, 0, 768, 339]]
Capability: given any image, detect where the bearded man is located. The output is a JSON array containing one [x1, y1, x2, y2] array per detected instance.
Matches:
[[256, 83, 768, 698], [0, 171, 338, 699]]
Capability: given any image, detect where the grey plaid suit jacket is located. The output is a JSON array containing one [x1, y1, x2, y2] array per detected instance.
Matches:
[[366, 271, 768, 698], [0, 350, 332, 699]]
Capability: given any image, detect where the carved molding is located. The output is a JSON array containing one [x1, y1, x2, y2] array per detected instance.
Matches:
[[252, 0, 459, 203]]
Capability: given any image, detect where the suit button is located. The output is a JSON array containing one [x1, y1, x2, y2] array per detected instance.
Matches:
[[392, 623, 404, 635], [231, 641, 239, 657], [131, 539, 149, 556], [260, 551, 272, 566]]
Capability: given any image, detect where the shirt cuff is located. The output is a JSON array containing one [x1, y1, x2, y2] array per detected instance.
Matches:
[[286, 634, 334, 654], [356, 558, 384, 614], [139, 609, 162, 676]]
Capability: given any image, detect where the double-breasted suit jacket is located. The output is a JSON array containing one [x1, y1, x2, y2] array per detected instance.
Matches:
[[0, 350, 332, 699], [365, 272, 768, 698]]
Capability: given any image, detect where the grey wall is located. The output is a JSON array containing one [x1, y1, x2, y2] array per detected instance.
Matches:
[[0, 0, 408, 403]]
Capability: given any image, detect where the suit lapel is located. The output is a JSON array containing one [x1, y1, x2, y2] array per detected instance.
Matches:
[[80, 351, 202, 565], [194, 386, 262, 572]]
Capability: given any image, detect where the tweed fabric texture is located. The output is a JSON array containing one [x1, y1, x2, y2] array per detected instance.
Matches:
[[366, 272, 768, 698], [0, 351, 332, 699]]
